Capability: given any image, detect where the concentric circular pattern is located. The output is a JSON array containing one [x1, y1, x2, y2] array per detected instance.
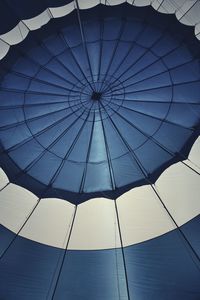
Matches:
[[0, 7, 200, 203], [67, 75, 125, 122]]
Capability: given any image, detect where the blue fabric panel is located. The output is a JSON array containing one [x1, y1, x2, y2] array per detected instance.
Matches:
[[122, 101, 170, 120], [88, 120, 107, 163], [84, 20, 101, 42], [25, 110, 69, 135], [0, 225, 15, 257], [171, 60, 200, 84], [102, 119, 128, 158], [0, 108, 24, 127], [0, 90, 24, 106], [135, 140, 172, 174], [174, 82, 200, 103], [67, 122, 93, 162], [111, 108, 161, 138], [152, 33, 180, 56], [0, 124, 32, 150], [111, 153, 144, 188], [43, 35, 66, 56], [166, 103, 200, 128], [24, 102, 68, 121], [0, 225, 63, 300], [87, 42, 101, 76], [163, 45, 193, 69], [122, 20, 145, 42], [129, 60, 168, 86], [0, 73, 30, 90], [28, 79, 68, 95], [116, 52, 158, 84], [48, 119, 85, 158], [28, 152, 62, 185], [100, 41, 116, 75], [35, 69, 72, 90], [52, 249, 127, 300], [125, 86, 172, 102], [53, 160, 85, 193], [42, 57, 84, 85], [83, 161, 113, 192], [153, 123, 193, 153], [137, 25, 162, 48], [12, 57, 39, 77], [182, 216, 200, 257], [9, 139, 46, 170], [125, 216, 200, 300]]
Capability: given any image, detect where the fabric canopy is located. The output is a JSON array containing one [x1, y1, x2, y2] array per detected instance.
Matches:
[[0, 1, 200, 299], [0, 4, 200, 203]]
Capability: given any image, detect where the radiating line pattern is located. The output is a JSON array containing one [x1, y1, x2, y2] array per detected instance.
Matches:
[[0, 2, 200, 300], [0, 4, 200, 203]]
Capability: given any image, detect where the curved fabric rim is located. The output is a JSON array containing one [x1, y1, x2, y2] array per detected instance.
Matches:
[[0, 0, 72, 35], [0, 0, 200, 39], [0, 3, 200, 204], [0, 0, 200, 61], [0, 137, 199, 250]]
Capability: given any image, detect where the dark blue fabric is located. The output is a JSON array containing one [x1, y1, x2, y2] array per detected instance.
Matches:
[[0, 0, 72, 34], [0, 4, 200, 204], [0, 215, 200, 299], [125, 217, 200, 300]]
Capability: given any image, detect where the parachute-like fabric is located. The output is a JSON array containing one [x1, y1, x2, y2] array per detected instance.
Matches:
[[0, 1, 200, 299], [0, 4, 200, 202]]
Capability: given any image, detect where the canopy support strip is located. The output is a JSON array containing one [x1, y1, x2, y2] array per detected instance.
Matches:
[[151, 184, 200, 271], [74, 0, 95, 87], [114, 200, 131, 300], [51, 205, 77, 299], [0, 197, 41, 259], [0, 182, 54, 260]]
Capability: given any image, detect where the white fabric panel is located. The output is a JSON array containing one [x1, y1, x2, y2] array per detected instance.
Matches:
[[0, 183, 38, 232], [0, 168, 9, 190], [129, 0, 151, 7], [176, 0, 200, 26], [21, 199, 75, 248], [106, 0, 125, 6], [0, 39, 9, 59], [78, 0, 100, 9], [23, 10, 52, 30], [68, 198, 121, 250], [50, 2, 75, 18], [156, 162, 200, 226], [152, 0, 188, 14], [0, 22, 29, 45], [117, 185, 175, 247]]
